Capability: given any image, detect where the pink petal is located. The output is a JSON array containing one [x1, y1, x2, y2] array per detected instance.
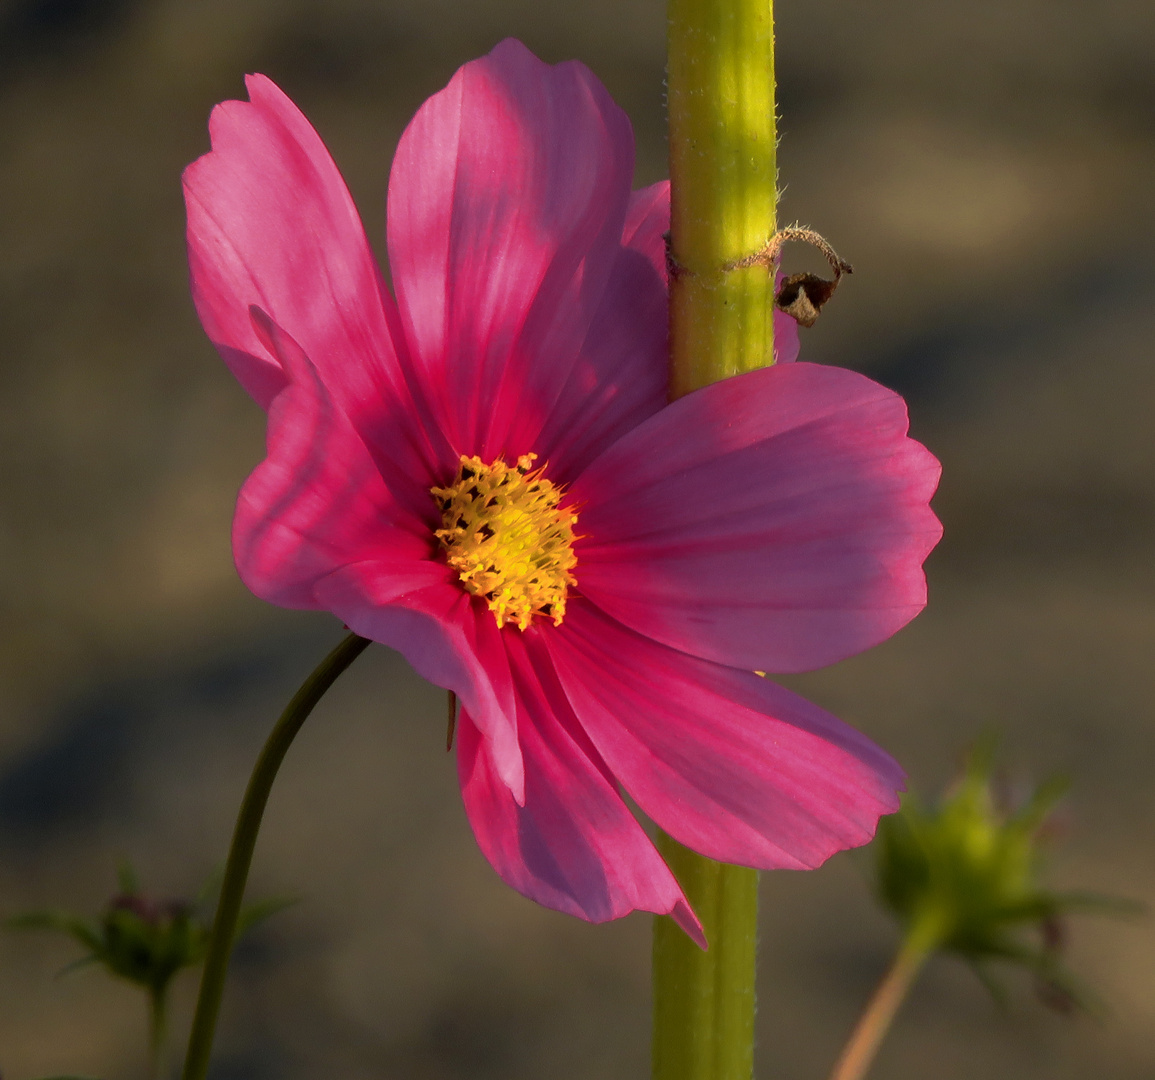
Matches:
[[544, 602, 904, 869], [316, 564, 525, 801], [232, 312, 523, 798], [184, 75, 443, 491], [622, 181, 672, 281], [531, 187, 796, 481], [530, 182, 671, 482], [234, 310, 431, 609], [572, 362, 943, 673], [456, 632, 703, 943], [386, 38, 638, 466]]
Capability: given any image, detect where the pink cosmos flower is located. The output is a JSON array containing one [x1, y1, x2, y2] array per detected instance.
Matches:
[[183, 39, 941, 944]]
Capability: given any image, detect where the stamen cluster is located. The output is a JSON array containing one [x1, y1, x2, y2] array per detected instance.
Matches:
[[432, 453, 578, 630]]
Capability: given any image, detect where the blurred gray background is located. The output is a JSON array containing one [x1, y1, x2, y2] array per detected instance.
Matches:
[[1, 0, 1154, 1077]]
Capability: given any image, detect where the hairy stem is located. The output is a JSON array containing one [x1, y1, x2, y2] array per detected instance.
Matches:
[[654, 1, 776, 1077], [653, 835, 759, 1080], [181, 632, 371, 1080], [667, 0, 777, 398]]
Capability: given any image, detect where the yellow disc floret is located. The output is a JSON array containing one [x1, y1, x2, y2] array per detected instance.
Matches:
[[432, 453, 578, 631]]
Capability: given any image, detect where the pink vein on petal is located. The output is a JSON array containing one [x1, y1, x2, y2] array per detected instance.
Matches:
[[544, 601, 905, 870], [456, 630, 704, 944], [531, 182, 670, 483], [234, 309, 430, 608], [386, 38, 638, 465], [572, 362, 943, 673], [183, 75, 447, 494], [184, 76, 395, 410]]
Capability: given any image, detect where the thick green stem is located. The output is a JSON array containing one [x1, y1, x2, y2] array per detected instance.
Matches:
[[653, 835, 759, 1080], [181, 632, 371, 1080], [826, 919, 941, 1080], [655, 2, 775, 1078], [667, 0, 777, 398]]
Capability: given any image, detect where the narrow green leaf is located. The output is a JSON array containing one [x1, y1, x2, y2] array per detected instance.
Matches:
[[7, 910, 102, 952], [53, 955, 100, 980], [233, 895, 298, 944]]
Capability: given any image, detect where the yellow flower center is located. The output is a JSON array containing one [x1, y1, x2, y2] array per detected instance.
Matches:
[[432, 453, 578, 631]]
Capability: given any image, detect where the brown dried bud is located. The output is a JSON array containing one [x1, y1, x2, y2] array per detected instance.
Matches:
[[717, 224, 853, 328], [775, 271, 842, 328]]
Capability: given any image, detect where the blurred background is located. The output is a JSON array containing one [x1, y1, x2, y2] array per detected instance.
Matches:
[[1, 0, 1154, 1076]]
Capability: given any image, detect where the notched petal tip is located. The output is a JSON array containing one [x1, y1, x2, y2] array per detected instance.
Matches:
[[385, 34, 637, 462], [185, 67, 405, 423], [248, 303, 279, 352], [243, 71, 278, 97]]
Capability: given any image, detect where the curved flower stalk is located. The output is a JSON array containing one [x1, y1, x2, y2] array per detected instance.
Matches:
[[183, 39, 942, 942]]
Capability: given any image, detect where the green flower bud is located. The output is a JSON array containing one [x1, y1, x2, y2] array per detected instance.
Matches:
[[875, 742, 1132, 1011], [8, 861, 292, 998]]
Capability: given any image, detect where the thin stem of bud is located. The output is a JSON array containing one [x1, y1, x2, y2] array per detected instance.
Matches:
[[826, 920, 941, 1080], [180, 632, 371, 1080], [149, 985, 168, 1080]]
